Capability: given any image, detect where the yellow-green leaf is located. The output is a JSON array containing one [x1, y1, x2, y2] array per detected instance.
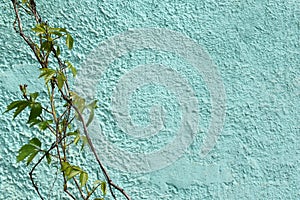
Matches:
[[57, 72, 66, 90], [101, 182, 106, 195], [66, 33, 74, 50], [79, 172, 88, 187]]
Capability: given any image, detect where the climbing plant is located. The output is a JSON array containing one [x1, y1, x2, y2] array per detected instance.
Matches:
[[4, 0, 130, 199]]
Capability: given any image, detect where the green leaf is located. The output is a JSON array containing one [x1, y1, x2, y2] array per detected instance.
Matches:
[[4, 100, 30, 119], [65, 61, 77, 77], [17, 138, 41, 163], [46, 153, 51, 164], [56, 46, 61, 57], [94, 198, 104, 200], [67, 130, 79, 136], [74, 135, 80, 145], [41, 40, 53, 52], [72, 166, 81, 171], [65, 167, 72, 176], [17, 144, 36, 162], [39, 68, 56, 84], [48, 27, 67, 34], [80, 136, 88, 151], [57, 72, 66, 90], [29, 138, 41, 148], [32, 24, 46, 35], [29, 92, 39, 102], [28, 103, 42, 122], [26, 150, 38, 165], [5, 101, 27, 115], [13, 102, 30, 119], [101, 182, 106, 195], [86, 100, 98, 127], [48, 27, 63, 37], [93, 180, 102, 185], [67, 168, 81, 180], [79, 172, 88, 187], [48, 27, 66, 33], [61, 161, 70, 171], [28, 118, 42, 127], [66, 33, 74, 50], [38, 120, 53, 130], [70, 92, 86, 115], [5, 100, 27, 112], [59, 28, 68, 33]]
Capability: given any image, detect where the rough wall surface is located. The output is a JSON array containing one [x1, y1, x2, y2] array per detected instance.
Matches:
[[0, 0, 299, 199]]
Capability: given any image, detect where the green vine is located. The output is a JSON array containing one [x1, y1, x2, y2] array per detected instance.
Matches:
[[4, 1, 130, 199]]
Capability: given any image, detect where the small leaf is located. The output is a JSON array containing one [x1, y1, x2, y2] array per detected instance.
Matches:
[[46, 153, 51, 164], [48, 27, 67, 33], [5, 101, 24, 113], [48, 27, 63, 36], [4, 100, 30, 119], [81, 136, 88, 151], [17, 138, 41, 164], [66, 33, 74, 50], [29, 138, 41, 148], [32, 24, 46, 35], [61, 161, 70, 171], [13, 103, 29, 119], [79, 172, 88, 187], [29, 92, 39, 102], [93, 180, 102, 185], [17, 144, 36, 162], [57, 72, 66, 90], [41, 40, 53, 52], [28, 118, 42, 127], [67, 168, 81, 180], [59, 28, 68, 33], [70, 92, 85, 114], [38, 120, 53, 130], [86, 100, 98, 127], [5, 100, 28, 112], [39, 68, 56, 84], [67, 130, 79, 136], [65, 166, 72, 176], [56, 46, 60, 57], [65, 61, 77, 77], [101, 182, 106, 195], [26, 150, 38, 165], [74, 135, 80, 145], [28, 103, 42, 122]]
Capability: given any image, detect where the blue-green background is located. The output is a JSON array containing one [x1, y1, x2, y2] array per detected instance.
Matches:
[[0, 0, 299, 199]]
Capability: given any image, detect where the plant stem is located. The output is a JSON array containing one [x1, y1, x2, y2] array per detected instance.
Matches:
[[71, 105, 131, 200]]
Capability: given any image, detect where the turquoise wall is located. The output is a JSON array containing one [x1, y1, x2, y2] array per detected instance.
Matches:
[[0, 0, 299, 199]]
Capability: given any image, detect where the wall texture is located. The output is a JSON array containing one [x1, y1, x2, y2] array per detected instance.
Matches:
[[0, 0, 299, 199]]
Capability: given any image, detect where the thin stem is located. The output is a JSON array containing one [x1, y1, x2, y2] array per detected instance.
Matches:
[[73, 178, 86, 199], [28, 136, 66, 200], [72, 105, 131, 200], [11, 1, 45, 68]]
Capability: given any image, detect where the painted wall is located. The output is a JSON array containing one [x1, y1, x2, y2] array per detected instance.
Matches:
[[0, 0, 299, 199]]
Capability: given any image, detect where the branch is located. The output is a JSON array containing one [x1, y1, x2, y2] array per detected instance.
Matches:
[[11, 0, 46, 68], [29, 136, 66, 200], [72, 105, 131, 200]]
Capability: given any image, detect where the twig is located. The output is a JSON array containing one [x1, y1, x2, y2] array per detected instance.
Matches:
[[72, 105, 131, 200], [29, 136, 66, 200], [11, 0, 45, 68]]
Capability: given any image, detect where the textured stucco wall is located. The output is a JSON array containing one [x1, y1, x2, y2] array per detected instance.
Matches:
[[0, 0, 299, 199]]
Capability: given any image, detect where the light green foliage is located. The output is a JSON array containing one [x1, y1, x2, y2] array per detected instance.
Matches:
[[16, 138, 41, 165], [4, 1, 111, 199]]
